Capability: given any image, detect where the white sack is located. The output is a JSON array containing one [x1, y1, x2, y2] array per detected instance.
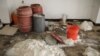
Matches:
[[80, 21, 93, 31], [6, 39, 66, 56]]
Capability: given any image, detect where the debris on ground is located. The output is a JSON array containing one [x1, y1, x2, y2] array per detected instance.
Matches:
[[47, 22, 60, 31], [45, 35, 57, 45], [5, 39, 65, 56], [61, 35, 81, 47], [0, 25, 18, 35], [50, 25, 81, 46], [64, 45, 86, 56], [78, 39, 100, 47], [51, 32, 64, 43], [80, 21, 93, 31], [83, 47, 100, 56], [63, 38, 75, 46]]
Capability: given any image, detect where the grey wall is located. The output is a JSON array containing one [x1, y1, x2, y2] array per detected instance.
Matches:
[[96, 4, 100, 23], [91, 0, 100, 23]]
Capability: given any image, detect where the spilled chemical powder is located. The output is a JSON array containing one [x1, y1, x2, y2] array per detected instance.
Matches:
[[5, 39, 65, 56]]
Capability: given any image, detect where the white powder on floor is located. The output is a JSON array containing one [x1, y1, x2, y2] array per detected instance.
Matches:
[[5, 39, 66, 56]]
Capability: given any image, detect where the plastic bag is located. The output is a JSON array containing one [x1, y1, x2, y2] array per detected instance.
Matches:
[[83, 47, 100, 56], [80, 21, 93, 31]]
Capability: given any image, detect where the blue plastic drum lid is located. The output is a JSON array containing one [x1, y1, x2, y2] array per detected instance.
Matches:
[[33, 14, 45, 33]]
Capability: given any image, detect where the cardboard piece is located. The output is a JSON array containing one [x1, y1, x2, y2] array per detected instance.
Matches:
[[0, 25, 18, 35]]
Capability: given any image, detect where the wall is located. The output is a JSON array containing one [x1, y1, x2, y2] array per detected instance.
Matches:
[[0, 0, 10, 23], [62, 0, 93, 19], [97, 0, 100, 24], [96, 6, 100, 23], [91, 0, 100, 23], [7, 0, 94, 19]]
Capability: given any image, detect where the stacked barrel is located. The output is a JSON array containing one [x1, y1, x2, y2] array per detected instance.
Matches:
[[16, 4, 45, 33], [17, 6, 32, 33], [31, 4, 45, 33], [31, 4, 43, 14]]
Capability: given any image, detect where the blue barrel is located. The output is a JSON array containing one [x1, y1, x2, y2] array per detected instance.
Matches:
[[32, 14, 45, 33]]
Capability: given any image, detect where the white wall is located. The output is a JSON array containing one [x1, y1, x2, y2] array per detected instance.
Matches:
[[6, 0, 94, 19], [63, 0, 93, 19], [0, 0, 10, 23]]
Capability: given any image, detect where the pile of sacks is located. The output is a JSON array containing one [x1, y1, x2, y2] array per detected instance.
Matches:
[[5, 39, 65, 56]]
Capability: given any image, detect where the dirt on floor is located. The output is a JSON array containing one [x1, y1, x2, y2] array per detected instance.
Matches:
[[0, 26, 100, 56]]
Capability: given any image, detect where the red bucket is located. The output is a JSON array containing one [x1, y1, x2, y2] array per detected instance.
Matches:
[[66, 25, 79, 41]]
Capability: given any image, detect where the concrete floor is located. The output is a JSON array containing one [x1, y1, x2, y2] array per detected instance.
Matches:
[[0, 25, 100, 56]]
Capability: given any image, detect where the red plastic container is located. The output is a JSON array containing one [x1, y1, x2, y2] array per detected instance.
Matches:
[[11, 12, 19, 26], [17, 6, 32, 33], [66, 25, 79, 41], [31, 4, 43, 14], [17, 6, 32, 16]]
